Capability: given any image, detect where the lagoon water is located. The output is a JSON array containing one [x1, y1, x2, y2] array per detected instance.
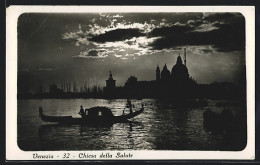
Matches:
[[17, 99, 246, 151]]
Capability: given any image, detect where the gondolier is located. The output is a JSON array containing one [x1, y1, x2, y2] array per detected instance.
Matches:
[[127, 98, 133, 114], [78, 105, 86, 118]]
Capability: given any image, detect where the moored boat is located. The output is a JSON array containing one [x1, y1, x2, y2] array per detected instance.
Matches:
[[203, 108, 233, 134], [39, 104, 144, 125]]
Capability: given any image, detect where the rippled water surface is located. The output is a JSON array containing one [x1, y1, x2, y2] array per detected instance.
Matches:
[[18, 99, 246, 151]]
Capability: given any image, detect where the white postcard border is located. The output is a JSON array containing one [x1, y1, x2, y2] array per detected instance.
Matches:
[[6, 6, 255, 160]]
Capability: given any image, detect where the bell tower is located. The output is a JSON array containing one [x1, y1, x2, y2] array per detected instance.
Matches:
[[106, 71, 116, 88]]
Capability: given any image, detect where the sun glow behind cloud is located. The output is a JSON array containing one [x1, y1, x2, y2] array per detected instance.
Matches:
[[62, 12, 244, 59], [62, 13, 180, 59]]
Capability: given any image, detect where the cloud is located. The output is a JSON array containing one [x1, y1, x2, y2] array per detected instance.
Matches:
[[62, 25, 92, 46], [201, 49, 214, 54], [62, 12, 245, 56], [73, 49, 108, 58], [192, 22, 220, 32], [62, 19, 166, 48], [99, 13, 106, 17], [62, 32, 80, 40], [149, 13, 245, 52], [194, 45, 216, 54], [203, 13, 242, 23], [89, 28, 145, 43], [113, 14, 123, 18], [149, 24, 193, 37], [187, 19, 204, 27], [90, 18, 97, 23], [115, 54, 122, 58], [88, 50, 99, 56], [93, 36, 160, 58], [125, 53, 134, 57]]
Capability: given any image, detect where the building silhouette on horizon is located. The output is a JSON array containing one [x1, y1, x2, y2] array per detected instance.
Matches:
[[156, 48, 190, 84], [104, 49, 198, 98], [18, 49, 244, 100], [103, 71, 117, 94]]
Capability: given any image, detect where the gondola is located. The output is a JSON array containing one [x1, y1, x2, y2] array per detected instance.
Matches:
[[39, 104, 144, 125]]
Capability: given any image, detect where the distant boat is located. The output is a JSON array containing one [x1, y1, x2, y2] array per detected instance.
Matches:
[[203, 108, 233, 133], [39, 105, 144, 125]]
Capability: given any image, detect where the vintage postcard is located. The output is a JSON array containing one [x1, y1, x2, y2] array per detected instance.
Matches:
[[6, 6, 255, 160]]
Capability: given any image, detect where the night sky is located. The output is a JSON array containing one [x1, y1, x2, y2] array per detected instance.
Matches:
[[18, 12, 245, 91]]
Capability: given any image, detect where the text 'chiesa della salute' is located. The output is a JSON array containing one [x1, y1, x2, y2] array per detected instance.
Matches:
[[104, 48, 197, 98]]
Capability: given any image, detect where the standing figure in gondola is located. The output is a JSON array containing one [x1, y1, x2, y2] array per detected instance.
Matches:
[[78, 105, 86, 118], [127, 98, 133, 114]]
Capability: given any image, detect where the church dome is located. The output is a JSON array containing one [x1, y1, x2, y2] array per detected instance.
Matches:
[[171, 55, 189, 81], [161, 64, 171, 81]]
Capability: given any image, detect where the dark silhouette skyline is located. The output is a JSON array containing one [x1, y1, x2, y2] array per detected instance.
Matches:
[[18, 50, 245, 100]]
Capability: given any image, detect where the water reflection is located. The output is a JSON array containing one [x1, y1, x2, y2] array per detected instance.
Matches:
[[38, 124, 112, 150], [151, 102, 191, 150], [18, 99, 246, 151], [38, 120, 143, 150]]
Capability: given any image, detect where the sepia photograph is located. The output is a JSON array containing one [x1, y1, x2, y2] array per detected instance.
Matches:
[[6, 6, 255, 160]]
